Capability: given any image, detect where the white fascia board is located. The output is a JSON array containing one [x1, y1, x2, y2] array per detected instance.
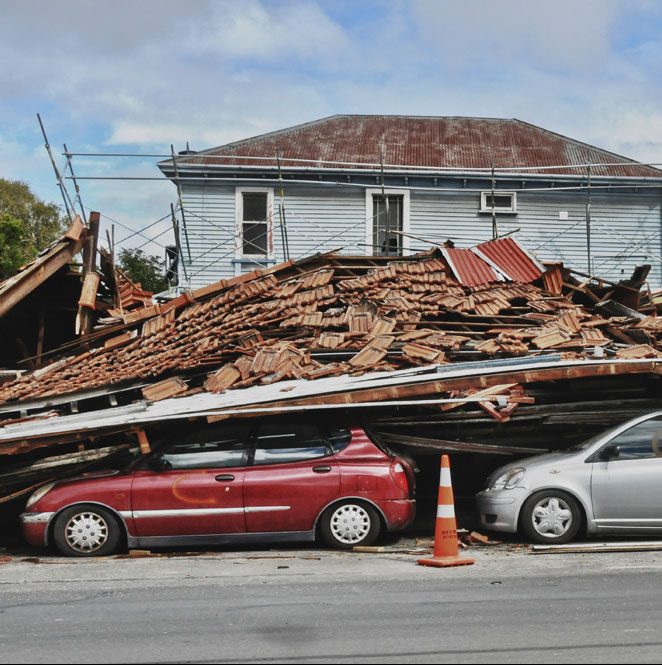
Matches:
[[158, 162, 662, 183]]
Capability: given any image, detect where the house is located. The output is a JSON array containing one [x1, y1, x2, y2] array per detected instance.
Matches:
[[158, 115, 662, 289]]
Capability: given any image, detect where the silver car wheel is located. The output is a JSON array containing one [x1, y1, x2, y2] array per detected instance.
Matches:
[[531, 497, 573, 538], [65, 511, 109, 553], [330, 504, 371, 545]]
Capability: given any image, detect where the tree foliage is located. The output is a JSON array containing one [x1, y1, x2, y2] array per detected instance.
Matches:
[[117, 248, 168, 294], [0, 178, 66, 280]]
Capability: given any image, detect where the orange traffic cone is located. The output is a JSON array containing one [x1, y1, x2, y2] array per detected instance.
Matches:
[[418, 454, 475, 568]]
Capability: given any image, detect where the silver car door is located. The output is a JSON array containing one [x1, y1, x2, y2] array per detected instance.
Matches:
[[590, 416, 662, 531]]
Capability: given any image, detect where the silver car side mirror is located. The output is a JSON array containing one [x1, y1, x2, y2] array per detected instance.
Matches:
[[601, 444, 620, 461]]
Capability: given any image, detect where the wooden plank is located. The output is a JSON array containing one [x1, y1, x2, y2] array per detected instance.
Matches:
[[377, 432, 541, 455], [530, 541, 662, 555], [78, 272, 101, 309], [441, 384, 516, 412], [0, 241, 82, 317], [78, 211, 100, 336], [207, 361, 659, 422], [136, 428, 151, 455], [35, 307, 46, 366], [63, 215, 85, 240], [0, 445, 129, 480]]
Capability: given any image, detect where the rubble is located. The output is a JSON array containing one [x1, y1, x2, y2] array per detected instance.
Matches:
[[1, 233, 662, 507]]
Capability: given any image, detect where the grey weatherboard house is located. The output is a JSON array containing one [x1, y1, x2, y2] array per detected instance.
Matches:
[[158, 115, 662, 289]]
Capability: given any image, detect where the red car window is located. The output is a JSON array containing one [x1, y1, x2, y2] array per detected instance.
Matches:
[[159, 422, 251, 470], [253, 419, 330, 466]]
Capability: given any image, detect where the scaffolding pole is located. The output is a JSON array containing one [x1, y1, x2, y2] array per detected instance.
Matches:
[[586, 163, 592, 273], [276, 152, 290, 260], [171, 202, 188, 283], [170, 145, 192, 262], [491, 165, 499, 240], [63, 143, 87, 224], [37, 113, 75, 222]]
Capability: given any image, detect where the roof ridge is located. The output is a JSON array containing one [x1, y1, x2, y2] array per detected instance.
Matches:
[[190, 115, 520, 157], [512, 118, 661, 173]]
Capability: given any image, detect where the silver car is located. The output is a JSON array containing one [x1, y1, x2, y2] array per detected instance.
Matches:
[[476, 411, 662, 544]]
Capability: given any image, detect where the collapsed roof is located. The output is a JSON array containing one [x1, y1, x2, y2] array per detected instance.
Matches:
[[1, 235, 660, 407], [0, 215, 154, 373], [2, 234, 662, 504]]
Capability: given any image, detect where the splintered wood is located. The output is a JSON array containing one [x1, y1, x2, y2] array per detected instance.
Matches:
[[2, 244, 662, 421]]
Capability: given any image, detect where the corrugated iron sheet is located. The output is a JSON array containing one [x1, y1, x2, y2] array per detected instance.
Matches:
[[474, 237, 544, 284], [442, 247, 498, 287], [176, 116, 662, 178]]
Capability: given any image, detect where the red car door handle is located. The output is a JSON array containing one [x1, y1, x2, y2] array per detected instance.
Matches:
[[215, 474, 235, 482], [312, 466, 332, 473]]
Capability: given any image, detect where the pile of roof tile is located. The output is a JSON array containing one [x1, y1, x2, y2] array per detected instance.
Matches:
[[1, 237, 662, 407]]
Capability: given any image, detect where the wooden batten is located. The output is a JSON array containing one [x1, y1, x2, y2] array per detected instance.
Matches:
[[78, 272, 101, 309]]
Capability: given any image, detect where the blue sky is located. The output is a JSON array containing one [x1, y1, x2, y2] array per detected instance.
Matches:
[[2, 0, 662, 255]]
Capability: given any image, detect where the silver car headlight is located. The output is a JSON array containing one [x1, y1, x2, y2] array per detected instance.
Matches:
[[490, 467, 526, 490], [25, 482, 55, 509]]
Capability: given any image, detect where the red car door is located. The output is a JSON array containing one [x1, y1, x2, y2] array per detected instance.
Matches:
[[243, 418, 341, 534], [130, 422, 251, 538]]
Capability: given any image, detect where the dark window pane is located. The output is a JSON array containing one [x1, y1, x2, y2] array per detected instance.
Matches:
[[162, 446, 245, 469], [243, 222, 268, 255], [253, 419, 329, 465], [253, 446, 328, 465], [372, 195, 403, 256], [160, 423, 249, 469], [243, 193, 268, 221], [325, 427, 352, 453], [608, 417, 662, 460], [484, 194, 514, 209]]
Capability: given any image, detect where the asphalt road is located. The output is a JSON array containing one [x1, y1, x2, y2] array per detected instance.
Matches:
[[1, 545, 661, 664]]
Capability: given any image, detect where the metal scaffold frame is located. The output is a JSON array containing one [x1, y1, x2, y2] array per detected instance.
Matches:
[[39, 114, 662, 293]]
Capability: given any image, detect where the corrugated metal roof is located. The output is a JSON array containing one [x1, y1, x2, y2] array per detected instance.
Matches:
[[175, 116, 662, 178], [474, 237, 544, 284], [442, 247, 499, 287]]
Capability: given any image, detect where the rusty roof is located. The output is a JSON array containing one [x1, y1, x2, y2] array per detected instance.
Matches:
[[474, 237, 544, 284], [171, 116, 662, 178], [442, 247, 499, 287]]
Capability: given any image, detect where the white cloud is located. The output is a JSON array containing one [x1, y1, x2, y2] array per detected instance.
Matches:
[[191, 0, 351, 63], [2, 0, 662, 252]]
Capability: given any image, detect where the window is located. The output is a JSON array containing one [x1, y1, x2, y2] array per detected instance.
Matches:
[[253, 420, 330, 466], [372, 194, 403, 256], [324, 427, 352, 453], [159, 423, 250, 470], [480, 192, 517, 214], [605, 417, 662, 460], [238, 190, 271, 256]]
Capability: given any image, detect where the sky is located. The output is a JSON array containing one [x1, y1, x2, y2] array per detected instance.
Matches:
[[2, 0, 662, 256]]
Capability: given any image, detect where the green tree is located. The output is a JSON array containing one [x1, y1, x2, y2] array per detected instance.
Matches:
[[0, 215, 26, 278], [117, 248, 168, 293], [0, 178, 66, 280]]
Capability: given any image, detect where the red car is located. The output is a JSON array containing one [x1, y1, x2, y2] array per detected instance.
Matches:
[[21, 417, 416, 556]]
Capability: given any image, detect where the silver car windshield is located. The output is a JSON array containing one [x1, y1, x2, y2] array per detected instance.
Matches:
[[562, 422, 629, 453]]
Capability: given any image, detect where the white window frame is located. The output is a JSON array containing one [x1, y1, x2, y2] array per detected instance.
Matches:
[[479, 191, 517, 214], [235, 187, 275, 259], [365, 189, 411, 256]]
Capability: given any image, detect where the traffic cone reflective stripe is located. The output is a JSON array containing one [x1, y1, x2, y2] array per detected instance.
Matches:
[[418, 454, 475, 568]]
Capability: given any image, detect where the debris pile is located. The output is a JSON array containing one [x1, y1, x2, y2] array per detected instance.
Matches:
[[1, 236, 661, 406], [0, 234, 662, 505]]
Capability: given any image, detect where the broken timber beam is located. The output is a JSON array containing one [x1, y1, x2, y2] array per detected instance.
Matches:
[[207, 360, 660, 422]]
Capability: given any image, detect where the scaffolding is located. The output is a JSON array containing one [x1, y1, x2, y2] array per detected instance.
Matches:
[[36, 114, 662, 293]]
